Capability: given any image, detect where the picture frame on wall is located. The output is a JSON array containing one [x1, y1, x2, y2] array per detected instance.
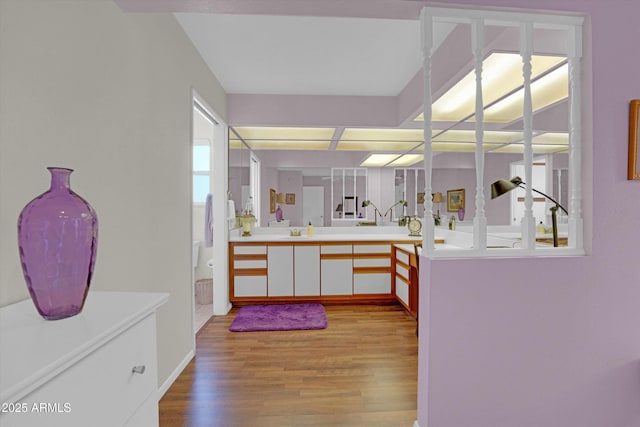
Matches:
[[629, 99, 640, 180], [285, 193, 296, 205], [447, 188, 465, 212], [269, 188, 276, 213]]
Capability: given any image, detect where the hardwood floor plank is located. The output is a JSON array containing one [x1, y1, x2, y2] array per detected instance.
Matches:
[[159, 304, 417, 427]]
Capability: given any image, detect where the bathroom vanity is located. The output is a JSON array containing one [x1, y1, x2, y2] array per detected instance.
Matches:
[[228, 228, 437, 309]]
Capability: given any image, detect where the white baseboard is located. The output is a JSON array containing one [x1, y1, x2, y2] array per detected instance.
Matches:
[[157, 349, 195, 398]]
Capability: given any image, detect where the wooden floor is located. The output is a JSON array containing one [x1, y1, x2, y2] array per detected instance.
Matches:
[[159, 304, 418, 427]]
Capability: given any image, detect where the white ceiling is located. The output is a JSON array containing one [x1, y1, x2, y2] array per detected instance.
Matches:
[[174, 13, 424, 96]]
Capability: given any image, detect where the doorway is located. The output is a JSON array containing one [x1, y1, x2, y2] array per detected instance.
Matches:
[[303, 186, 324, 226], [191, 93, 231, 338]]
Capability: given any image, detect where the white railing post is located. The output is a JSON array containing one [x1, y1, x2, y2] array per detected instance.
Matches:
[[472, 18, 487, 251], [568, 24, 583, 250], [421, 8, 435, 255], [520, 22, 536, 250]]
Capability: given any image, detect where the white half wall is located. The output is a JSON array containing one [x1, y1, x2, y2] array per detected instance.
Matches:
[[0, 0, 226, 389]]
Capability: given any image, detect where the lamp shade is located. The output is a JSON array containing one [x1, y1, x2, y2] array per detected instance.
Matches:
[[490, 176, 523, 199], [335, 203, 343, 212]]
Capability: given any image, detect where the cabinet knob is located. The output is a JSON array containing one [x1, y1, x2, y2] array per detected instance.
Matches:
[[131, 365, 146, 374]]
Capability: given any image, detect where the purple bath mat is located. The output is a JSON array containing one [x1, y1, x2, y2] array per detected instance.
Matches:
[[229, 303, 328, 332]]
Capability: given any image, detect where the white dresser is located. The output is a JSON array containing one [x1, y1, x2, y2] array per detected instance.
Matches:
[[0, 291, 168, 427]]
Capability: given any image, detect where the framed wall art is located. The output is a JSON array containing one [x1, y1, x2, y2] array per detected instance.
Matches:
[[629, 99, 639, 180], [269, 188, 276, 213], [285, 193, 296, 205], [447, 188, 465, 212]]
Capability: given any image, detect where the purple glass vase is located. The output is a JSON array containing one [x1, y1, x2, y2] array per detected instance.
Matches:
[[18, 167, 98, 320], [458, 207, 465, 221]]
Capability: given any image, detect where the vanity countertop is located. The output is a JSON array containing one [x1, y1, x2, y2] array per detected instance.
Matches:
[[229, 233, 424, 243]]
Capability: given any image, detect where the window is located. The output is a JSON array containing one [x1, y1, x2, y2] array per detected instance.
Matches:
[[193, 145, 210, 203], [420, 7, 585, 256], [193, 102, 215, 204]]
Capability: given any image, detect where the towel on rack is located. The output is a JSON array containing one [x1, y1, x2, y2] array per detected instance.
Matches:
[[205, 193, 213, 247]]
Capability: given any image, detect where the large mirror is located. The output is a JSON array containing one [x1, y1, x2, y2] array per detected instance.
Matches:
[[228, 128, 251, 229]]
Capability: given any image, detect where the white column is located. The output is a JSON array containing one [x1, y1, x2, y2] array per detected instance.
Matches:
[[520, 22, 536, 250], [568, 24, 583, 250], [421, 9, 435, 255], [472, 18, 487, 251]]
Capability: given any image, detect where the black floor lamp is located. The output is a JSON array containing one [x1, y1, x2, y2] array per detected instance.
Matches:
[[490, 176, 568, 247]]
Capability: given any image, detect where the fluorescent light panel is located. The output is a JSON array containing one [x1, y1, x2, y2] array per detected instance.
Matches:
[[338, 128, 424, 151], [243, 140, 331, 150], [433, 130, 524, 143], [414, 53, 566, 123], [483, 64, 568, 122], [532, 132, 569, 145], [389, 154, 424, 166], [432, 142, 502, 152], [230, 126, 335, 150], [360, 154, 401, 167], [491, 144, 568, 154]]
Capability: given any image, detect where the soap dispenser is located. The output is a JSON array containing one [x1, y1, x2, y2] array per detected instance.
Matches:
[[307, 221, 314, 237]]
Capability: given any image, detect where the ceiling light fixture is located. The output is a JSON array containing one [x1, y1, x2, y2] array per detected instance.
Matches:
[[360, 154, 401, 167]]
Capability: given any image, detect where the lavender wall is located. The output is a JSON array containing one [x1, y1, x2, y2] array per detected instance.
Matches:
[[418, 1, 640, 427]]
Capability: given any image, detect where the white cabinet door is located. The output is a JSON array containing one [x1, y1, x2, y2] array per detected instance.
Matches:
[[268, 245, 294, 296], [234, 276, 267, 297], [354, 272, 391, 294], [294, 245, 320, 296], [396, 276, 410, 307], [320, 245, 352, 295], [321, 259, 352, 295]]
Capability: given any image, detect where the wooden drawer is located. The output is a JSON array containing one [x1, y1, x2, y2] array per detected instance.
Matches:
[[396, 264, 410, 280], [353, 272, 391, 294], [233, 245, 267, 255], [353, 258, 391, 268], [234, 276, 267, 297], [395, 250, 410, 264], [353, 244, 390, 254], [14, 314, 157, 427], [396, 277, 409, 307], [234, 259, 267, 269], [320, 245, 352, 254]]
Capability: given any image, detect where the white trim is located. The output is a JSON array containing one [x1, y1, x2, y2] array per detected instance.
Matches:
[[472, 18, 487, 250], [158, 349, 195, 398], [421, 7, 435, 255], [421, 6, 584, 256], [191, 90, 230, 319], [423, 6, 584, 26]]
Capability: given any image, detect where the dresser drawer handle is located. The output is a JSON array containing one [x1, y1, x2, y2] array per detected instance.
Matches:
[[131, 365, 146, 374]]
